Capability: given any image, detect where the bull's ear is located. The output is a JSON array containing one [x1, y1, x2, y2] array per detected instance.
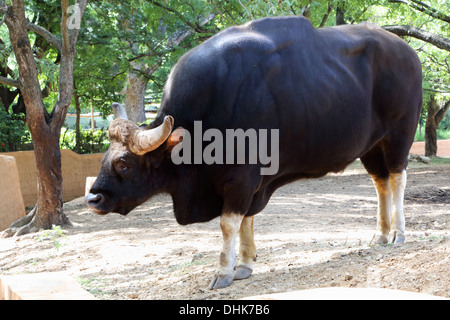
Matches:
[[151, 127, 185, 169], [166, 127, 184, 152]]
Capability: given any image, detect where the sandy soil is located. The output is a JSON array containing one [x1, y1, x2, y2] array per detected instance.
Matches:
[[410, 139, 450, 157], [0, 162, 449, 300]]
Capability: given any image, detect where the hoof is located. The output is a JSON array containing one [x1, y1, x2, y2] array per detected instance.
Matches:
[[373, 234, 388, 245], [234, 265, 253, 280], [209, 274, 233, 290], [389, 230, 405, 244]]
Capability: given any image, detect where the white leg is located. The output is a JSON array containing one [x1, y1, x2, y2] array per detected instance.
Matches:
[[389, 170, 407, 244], [371, 175, 393, 244], [209, 213, 243, 290]]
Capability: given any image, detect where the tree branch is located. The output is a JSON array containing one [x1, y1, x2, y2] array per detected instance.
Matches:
[[436, 100, 450, 124], [4, 0, 49, 131], [129, 13, 215, 63], [51, 0, 87, 133], [423, 87, 450, 94], [0, 75, 20, 88], [319, 1, 333, 28], [388, 0, 450, 24], [382, 25, 450, 51], [27, 22, 62, 51], [61, 0, 70, 53], [146, 0, 216, 34]]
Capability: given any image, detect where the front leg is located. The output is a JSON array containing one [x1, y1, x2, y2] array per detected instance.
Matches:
[[235, 215, 257, 280], [209, 213, 243, 290]]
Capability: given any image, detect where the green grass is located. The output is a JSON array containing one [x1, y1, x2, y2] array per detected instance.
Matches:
[[430, 157, 450, 165], [414, 128, 450, 142]]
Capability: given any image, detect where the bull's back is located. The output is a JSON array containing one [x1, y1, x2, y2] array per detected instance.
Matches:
[[161, 16, 421, 174]]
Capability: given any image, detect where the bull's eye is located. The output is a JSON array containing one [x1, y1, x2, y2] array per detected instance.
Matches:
[[115, 161, 129, 174]]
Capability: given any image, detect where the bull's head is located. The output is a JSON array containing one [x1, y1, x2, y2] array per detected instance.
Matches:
[[85, 109, 180, 215]]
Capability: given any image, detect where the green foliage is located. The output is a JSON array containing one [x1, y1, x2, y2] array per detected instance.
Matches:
[[1, 0, 449, 155], [0, 108, 31, 152], [60, 127, 110, 154], [415, 126, 450, 141], [37, 225, 68, 251]]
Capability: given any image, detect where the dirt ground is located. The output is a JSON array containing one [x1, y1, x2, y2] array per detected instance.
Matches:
[[0, 161, 449, 300], [410, 139, 450, 157]]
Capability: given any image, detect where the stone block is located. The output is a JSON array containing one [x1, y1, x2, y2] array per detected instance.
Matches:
[[0, 155, 25, 231], [0, 272, 95, 300]]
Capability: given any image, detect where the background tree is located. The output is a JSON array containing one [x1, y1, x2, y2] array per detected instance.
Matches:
[[290, 0, 449, 156], [425, 96, 450, 156], [0, 0, 87, 237], [97, 0, 449, 135], [0, 0, 448, 237], [382, 0, 449, 156]]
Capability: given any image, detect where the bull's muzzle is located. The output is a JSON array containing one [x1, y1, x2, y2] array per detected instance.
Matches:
[[85, 193, 107, 215]]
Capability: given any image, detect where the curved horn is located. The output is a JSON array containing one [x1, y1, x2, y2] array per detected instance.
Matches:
[[130, 115, 174, 155]]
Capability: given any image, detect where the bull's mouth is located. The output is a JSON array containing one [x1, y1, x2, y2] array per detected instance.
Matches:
[[91, 208, 108, 215], [89, 207, 129, 216]]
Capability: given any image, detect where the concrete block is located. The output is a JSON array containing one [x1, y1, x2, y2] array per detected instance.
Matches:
[[3, 150, 104, 207], [85, 177, 97, 196], [0, 272, 96, 300], [0, 155, 25, 231]]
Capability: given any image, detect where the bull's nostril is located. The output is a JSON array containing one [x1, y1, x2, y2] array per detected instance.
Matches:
[[85, 193, 105, 207]]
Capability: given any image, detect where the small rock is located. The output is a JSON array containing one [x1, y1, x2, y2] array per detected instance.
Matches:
[[419, 155, 430, 164], [191, 252, 204, 263], [127, 292, 139, 299], [344, 273, 353, 281], [375, 254, 384, 261], [408, 154, 430, 164]]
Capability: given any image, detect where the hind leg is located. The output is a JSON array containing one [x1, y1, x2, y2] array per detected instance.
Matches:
[[370, 174, 392, 244], [388, 170, 406, 244], [370, 171, 407, 244], [383, 133, 413, 244], [362, 139, 409, 244], [361, 145, 393, 244]]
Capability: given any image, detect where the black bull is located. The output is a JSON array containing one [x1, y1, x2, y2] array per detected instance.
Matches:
[[86, 16, 422, 289]]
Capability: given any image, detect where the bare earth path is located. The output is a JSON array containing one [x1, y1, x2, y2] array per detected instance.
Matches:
[[410, 139, 450, 157], [1, 162, 449, 300]]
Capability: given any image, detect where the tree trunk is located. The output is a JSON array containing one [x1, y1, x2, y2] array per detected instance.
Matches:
[[121, 13, 215, 124], [425, 96, 438, 157], [74, 81, 81, 153], [34, 133, 67, 229], [1, 0, 86, 238], [123, 61, 148, 124], [336, 0, 346, 25], [425, 96, 450, 157]]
